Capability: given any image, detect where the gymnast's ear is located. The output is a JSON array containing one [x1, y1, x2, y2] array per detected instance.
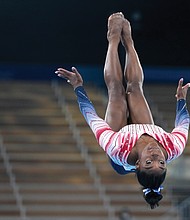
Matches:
[[135, 160, 140, 169]]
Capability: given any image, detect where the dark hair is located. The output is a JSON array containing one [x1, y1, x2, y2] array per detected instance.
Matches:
[[136, 169, 167, 209]]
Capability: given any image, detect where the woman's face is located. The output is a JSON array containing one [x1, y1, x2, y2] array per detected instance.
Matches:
[[136, 144, 167, 173]]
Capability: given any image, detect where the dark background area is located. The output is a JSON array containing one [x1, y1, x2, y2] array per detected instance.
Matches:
[[0, 0, 190, 68]]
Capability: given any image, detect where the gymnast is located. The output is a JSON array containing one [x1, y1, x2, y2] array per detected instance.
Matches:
[[55, 12, 190, 209]]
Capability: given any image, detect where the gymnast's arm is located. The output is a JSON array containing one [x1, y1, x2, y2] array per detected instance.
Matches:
[[174, 99, 190, 130], [170, 79, 190, 153], [55, 67, 116, 152], [174, 78, 190, 130], [74, 85, 114, 144]]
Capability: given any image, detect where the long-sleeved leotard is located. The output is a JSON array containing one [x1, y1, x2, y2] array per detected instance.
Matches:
[[75, 86, 190, 173]]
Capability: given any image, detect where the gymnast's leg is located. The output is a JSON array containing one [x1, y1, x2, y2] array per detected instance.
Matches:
[[122, 18, 154, 124], [104, 12, 128, 132]]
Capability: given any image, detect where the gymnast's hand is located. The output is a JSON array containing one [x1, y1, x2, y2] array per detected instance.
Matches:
[[175, 78, 190, 101], [55, 67, 83, 90]]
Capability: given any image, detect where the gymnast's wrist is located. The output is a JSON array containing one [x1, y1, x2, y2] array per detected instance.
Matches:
[[177, 98, 186, 101], [73, 83, 83, 90]]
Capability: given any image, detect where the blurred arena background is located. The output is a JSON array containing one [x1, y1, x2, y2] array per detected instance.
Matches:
[[0, 1, 190, 220]]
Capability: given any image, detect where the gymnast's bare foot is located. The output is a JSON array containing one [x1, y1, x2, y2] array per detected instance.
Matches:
[[107, 12, 124, 43], [121, 18, 134, 49]]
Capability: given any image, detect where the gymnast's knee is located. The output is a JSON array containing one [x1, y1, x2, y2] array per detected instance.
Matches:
[[107, 81, 126, 98], [126, 81, 143, 94]]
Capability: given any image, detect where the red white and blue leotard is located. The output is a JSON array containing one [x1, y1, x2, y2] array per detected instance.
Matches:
[[75, 86, 190, 174]]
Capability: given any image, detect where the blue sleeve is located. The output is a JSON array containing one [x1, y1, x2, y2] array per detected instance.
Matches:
[[108, 157, 135, 175], [74, 86, 98, 123], [74, 86, 113, 138], [175, 99, 190, 129]]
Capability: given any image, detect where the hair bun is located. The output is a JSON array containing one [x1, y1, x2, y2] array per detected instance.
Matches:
[[144, 190, 163, 209]]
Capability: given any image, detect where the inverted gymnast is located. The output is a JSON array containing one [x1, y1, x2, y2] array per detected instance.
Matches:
[[55, 12, 190, 209]]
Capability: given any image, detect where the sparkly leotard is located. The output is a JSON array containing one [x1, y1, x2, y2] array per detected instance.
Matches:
[[75, 86, 190, 173]]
